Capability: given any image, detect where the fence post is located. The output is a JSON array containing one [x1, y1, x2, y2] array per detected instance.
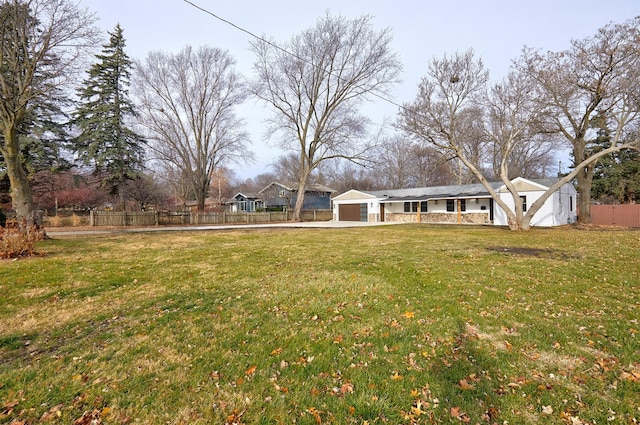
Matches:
[[90, 210, 94, 226]]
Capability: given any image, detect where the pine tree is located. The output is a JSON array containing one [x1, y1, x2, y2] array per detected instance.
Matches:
[[72, 24, 144, 210]]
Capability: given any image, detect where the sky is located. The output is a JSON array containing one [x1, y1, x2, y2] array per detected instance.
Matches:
[[79, 0, 639, 180]]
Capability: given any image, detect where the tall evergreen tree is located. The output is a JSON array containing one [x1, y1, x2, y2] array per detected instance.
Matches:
[[73, 24, 144, 210]]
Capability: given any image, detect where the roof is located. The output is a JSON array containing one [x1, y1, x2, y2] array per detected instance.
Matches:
[[232, 192, 261, 200], [346, 178, 565, 202], [362, 182, 503, 201]]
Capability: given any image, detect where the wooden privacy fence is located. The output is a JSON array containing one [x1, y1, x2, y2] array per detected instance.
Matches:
[[90, 211, 159, 227], [189, 211, 288, 225], [89, 210, 332, 227], [590, 204, 640, 228]]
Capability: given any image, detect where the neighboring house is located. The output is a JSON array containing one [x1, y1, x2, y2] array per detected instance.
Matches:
[[332, 177, 577, 227], [227, 192, 265, 212], [259, 182, 336, 211]]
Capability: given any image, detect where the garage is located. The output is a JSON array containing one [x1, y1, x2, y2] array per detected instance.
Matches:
[[338, 203, 367, 221]]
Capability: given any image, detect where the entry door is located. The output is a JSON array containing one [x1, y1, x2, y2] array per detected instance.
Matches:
[[379, 204, 385, 222]]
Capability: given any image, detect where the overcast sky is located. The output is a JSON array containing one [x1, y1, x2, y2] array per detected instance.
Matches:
[[79, 0, 639, 180]]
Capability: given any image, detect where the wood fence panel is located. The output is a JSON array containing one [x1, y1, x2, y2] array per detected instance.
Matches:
[[91, 211, 158, 226], [591, 204, 640, 228], [90, 209, 330, 227]]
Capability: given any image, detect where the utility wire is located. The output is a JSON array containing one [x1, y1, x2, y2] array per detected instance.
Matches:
[[181, 0, 407, 111]]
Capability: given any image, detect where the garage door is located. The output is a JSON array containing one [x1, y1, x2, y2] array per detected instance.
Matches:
[[339, 203, 367, 221]]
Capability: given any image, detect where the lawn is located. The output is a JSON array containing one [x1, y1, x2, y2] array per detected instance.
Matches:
[[1, 224, 639, 424]]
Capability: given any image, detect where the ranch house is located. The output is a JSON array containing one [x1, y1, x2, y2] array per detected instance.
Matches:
[[332, 177, 577, 227]]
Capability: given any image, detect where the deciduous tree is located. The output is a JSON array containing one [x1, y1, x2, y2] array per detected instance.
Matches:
[[250, 12, 402, 221], [398, 50, 561, 230], [0, 0, 97, 225], [135, 46, 252, 211], [519, 17, 640, 223]]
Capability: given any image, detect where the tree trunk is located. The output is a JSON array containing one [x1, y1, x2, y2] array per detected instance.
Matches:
[[576, 168, 594, 224], [574, 142, 594, 224], [291, 174, 310, 222], [2, 125, 36, 226]]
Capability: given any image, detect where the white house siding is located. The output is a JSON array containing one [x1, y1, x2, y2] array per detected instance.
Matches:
[[493, 181, 577, 227], [333, 178, 576, 227]]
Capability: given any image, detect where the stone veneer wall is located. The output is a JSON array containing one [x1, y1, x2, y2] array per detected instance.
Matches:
[[386, 212, 490, 224]]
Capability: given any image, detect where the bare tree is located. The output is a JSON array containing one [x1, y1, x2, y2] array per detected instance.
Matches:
[[134, 46, 253, 211], [398, 50, 562, 230], [321, 159, 378, 193], [408, 145, 455, 187], [250, 12, 402, 221], [401, 26, 640, 231], [0, 0, 98, 226], [270, 152, 302, 183], [372, 136, 416, 188], [519, 17, 640, 223], [123, 173, 171, 211]]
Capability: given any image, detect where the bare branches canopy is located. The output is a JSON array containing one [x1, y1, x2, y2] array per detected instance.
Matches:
[[134, 46, 252, 211], [250, 12, 402, 220], [399, 15, 640, 230]]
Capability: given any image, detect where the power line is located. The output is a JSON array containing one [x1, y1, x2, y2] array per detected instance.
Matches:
[[181, 0, 406, 111]]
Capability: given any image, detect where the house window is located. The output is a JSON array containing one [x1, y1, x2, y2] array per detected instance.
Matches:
[[460, 199, 466, 212], [404, 202, 421, 213], [421, 201, 428, 213], [446, 199, 455, 212], [520, 196, 527, 212], [569, 196, 573, 211], [360, 203, 368, 222]]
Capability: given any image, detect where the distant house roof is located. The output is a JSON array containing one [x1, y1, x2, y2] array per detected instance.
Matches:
[[259, 181, 337, 194], [232, 192, 261, 200]]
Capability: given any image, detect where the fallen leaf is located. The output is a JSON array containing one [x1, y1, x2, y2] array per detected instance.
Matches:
[[542, 405, 553, 415], [72, 409, 102, 425], [402, 311, 415, 319], [40, 404, 64, 422], [245, 365, 257, 376], [450, 406, 462, 418], [458, 379, 474, 390], [391, 372, 403, 380], [340, 382, 354, 394]]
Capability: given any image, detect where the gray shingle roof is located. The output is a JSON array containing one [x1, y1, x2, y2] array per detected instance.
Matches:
[[360, 178, 562, 201]]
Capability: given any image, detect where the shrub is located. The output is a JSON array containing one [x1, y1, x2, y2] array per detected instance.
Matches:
[[0, 222, 46, 259]]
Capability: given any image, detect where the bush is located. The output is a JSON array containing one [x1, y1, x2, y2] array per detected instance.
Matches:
[[0, 222, 46, 259]]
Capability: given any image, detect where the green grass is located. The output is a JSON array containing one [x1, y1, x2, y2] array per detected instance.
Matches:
[[1, 225, 639, 424]]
